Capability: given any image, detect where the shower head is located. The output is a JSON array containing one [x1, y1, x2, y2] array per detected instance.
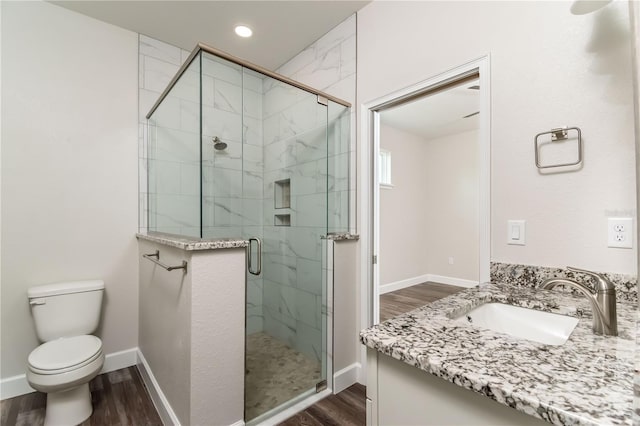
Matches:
[[212, 137, 227, 151]]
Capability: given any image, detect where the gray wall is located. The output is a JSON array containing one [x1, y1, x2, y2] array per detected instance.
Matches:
[[1, 1, 139, 381], [359, 0, 636, 275]]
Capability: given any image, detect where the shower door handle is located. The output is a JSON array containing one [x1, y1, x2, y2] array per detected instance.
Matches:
[[248, 237, 262, 276]]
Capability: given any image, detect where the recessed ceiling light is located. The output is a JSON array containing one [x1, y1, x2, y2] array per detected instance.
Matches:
[[235, 25, 253, 38]]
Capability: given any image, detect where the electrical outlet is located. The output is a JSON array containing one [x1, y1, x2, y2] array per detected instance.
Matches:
[[608, 218, 633, 249], [448, 257, 454, 265]]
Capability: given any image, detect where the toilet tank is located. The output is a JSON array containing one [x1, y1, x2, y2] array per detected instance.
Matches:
[[28, 280, 104, 342]]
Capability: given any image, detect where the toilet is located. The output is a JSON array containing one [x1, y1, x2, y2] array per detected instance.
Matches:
[[26, 280, 105, 426]]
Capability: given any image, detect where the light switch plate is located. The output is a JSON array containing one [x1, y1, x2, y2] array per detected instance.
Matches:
[[507, 220, 526, 245], [607, 217, 633, 249]]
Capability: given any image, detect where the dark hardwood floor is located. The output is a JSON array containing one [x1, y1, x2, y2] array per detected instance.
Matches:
[[1, 373, 365, 426], [380, 281, 465, 322], [1, 281, 456, 426], [0, 367, 162, 426], [279, 383, 366, 426], [0, 283, 452, 426], [2, 368, 366, 426]]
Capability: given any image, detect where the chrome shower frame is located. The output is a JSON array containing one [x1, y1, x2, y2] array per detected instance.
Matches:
[[146, 42, 350, 120]]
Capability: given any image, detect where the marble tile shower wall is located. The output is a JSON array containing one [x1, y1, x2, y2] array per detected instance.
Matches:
[[259, 15, 356, 362], [260, 82, 327, 361], [139, 35, 191, 235], [277, 14, 356, 235], [200, 56, 264, 241], [147, 59, 203, 237]]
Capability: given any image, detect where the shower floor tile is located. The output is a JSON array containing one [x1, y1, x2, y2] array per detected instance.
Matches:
[[245, 332, 321, 421]]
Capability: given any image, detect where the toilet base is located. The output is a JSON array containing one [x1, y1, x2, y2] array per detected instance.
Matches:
[[44, 383, 93, 426]]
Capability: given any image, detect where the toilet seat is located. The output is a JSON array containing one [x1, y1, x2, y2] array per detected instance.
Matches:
[[28, 335, 103, 375]]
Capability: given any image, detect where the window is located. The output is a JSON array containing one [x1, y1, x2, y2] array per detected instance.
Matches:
[[379, 149, 393, 188]]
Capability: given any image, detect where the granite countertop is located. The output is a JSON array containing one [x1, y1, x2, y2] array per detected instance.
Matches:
[[323, 232, 360, 241], [360, 282, 635, 426], [136, 233, 249, 250], [138, 232, 359, 248]]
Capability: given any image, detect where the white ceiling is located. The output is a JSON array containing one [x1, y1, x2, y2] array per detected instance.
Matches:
[[50, 0, 369, 70], [380, 79, 481, 141]]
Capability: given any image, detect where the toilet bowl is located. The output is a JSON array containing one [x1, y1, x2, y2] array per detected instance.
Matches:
[[27, 280, 105, 426], [27, 335, 104, 425]]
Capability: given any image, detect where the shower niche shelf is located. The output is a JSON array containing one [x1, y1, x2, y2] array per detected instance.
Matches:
[[275, 214, 291, 227], [274, 179, 291, 209]]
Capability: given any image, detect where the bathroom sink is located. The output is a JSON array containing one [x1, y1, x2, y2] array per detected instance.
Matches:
[[454, 303, 579, 345]]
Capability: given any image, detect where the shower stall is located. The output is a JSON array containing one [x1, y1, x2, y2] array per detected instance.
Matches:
[[145, 44, 351, 423]]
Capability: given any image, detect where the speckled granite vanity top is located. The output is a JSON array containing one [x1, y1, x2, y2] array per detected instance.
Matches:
[[360, 282, 636, 425], [136, 233, 248, 250]]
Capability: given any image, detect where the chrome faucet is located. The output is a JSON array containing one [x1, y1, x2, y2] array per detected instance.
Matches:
[[540, 266, 617, 336]]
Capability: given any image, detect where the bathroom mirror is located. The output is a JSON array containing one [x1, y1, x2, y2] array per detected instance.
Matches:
[[367, 60, 491, 324], [377, 78, 481, 321]]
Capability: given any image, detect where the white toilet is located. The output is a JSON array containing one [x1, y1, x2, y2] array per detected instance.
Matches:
[[26, 280, 105, 426]]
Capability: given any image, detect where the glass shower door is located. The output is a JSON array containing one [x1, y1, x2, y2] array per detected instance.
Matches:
[[197, 51, 331, 422], [244, 73, 329, 423]]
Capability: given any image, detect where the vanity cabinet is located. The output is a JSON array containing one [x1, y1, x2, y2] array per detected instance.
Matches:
[[366, 348, 547, 426]]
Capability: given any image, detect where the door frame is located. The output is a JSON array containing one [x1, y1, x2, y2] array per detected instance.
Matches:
[[359, 56, 492, 370]]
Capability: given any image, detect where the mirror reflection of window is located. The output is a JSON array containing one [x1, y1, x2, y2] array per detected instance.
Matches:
[[379, 150, 393, 188]]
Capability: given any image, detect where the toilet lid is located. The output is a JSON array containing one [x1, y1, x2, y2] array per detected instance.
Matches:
[[28, 335, 102, 373]]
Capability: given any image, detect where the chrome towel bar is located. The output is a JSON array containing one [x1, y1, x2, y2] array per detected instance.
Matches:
[[143, 250, 187, 272], [534, 126, 583, 170]]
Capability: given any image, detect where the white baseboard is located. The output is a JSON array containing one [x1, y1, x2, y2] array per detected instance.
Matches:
[[137, 349, 181, 426], [333, 362, 361, 394], [427, 274, 478, 288], [101, 347, 139, 374], [0, 347, 138, 400], [380, 273, 478, 294], [379, 274, 431, 294], [0, 374, 35, 400], [229, 421, 245, 426]]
